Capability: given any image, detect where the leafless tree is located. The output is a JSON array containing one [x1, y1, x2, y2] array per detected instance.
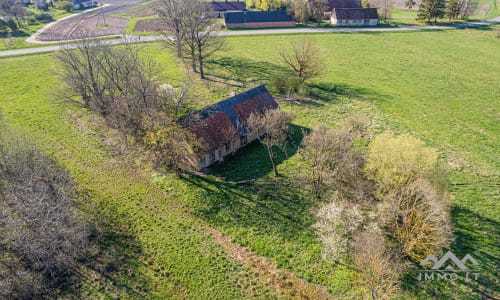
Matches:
[[352, 229, 402, 300], [247, 108, 291, 177], [157, 0, 223, 78], [157, 0, 187, 57], [299, 126, 371, 200], [279, 38, 323, 84], [372, 0, 393, 21], [459, 0, 477, 19], [56, 38, 166, 135], [54, 37, 108, 110], [55, 37, 203, 171], [0, 130, 94, 297], [377, 179, 453, 261], [181, 0, 224, 79]]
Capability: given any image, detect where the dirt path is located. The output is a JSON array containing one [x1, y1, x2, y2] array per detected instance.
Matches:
[[206, 227, 335, 300]]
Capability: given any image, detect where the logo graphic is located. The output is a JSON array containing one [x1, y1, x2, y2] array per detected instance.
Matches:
[[418, 251, 480, 281]]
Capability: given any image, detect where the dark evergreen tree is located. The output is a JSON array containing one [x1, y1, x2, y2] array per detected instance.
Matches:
[[445, 0, 462, 21], [418, 0, 445, 23]]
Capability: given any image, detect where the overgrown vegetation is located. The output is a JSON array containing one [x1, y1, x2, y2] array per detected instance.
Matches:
[[0, 120, 94, 298], [55, 38, 201, 170]]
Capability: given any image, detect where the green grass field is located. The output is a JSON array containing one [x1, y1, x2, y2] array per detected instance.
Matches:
[[0, 26, 499, 298]]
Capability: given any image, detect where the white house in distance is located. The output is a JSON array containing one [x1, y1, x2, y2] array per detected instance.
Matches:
[[331, 8, 379, 26]]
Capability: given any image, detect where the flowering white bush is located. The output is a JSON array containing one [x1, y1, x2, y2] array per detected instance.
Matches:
[[313, 199, 364, 261]]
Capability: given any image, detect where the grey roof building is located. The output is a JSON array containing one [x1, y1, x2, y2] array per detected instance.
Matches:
[[182, 85, 280, 170], [223, 11, 296, 28], [331, 8, 379, 26], [206, 1, 246, 18]]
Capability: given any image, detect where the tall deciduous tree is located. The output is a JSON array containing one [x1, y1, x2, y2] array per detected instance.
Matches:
[[299, 125, 370, 200], [181, 0, 224, 79], [365, 132, 439, 196], [371, 0, 393, 21], [279, 38, 323, 84], [310, 0, 328, 24], [247, 109, 290, 177], [405, 0, 417, 9], [157, 0, 186, 57], [158, 0, 223, 79], [352, 229, 402, 300], [445, 0, 461, 20], [377, 179, 453, 261], [293, 0, 309, 24]]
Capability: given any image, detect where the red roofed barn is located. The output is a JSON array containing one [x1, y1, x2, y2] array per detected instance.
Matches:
[[182, 85, 279, 170]]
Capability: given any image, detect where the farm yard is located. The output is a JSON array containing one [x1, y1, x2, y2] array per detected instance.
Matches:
[[0, 24, 499, 299]]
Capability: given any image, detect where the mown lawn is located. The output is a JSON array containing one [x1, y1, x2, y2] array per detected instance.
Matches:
[[1, 26, 499, 299]]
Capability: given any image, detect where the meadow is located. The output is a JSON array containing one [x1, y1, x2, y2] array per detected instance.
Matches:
[[0, 25, 499, 298]]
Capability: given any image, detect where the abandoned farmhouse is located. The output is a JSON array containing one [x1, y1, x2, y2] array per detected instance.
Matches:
[[182, 85, 279, 170]]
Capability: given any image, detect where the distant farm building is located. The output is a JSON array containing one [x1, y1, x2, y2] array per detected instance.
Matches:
[[182, 85, 279, 170], [223, 11, 295, 29], [327, 0, 361, 8], [206, 1, 246, 18], [72, 0, 95, 10], [310, 0, 361, 18], [331, 8, 379, 26]]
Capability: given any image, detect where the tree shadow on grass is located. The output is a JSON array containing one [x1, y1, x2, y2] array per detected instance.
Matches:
[[307, 81, 392, 104], [205, 56, 294, 88], [178, 124, 314, 240], [68, 203, 153, 298], [401, 205, 500, 299], [180, 170, 315, 241], [209, 124, 307, 181]]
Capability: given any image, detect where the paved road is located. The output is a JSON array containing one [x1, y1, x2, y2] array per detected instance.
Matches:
[[1, 18, 499, 58]]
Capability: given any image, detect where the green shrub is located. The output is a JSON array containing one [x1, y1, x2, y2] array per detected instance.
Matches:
[[35, 12, 54, 22], [270, 75, 303, 95], [55, 1, 74, 12], [5, 19, 18, 31], [365, 132, 438, 196]]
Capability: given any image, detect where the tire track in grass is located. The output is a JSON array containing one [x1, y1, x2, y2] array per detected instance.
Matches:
[[207, 227, 335, 300]]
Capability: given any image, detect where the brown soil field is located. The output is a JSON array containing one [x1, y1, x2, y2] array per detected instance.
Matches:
[[133, 19, 164, 32], [40, 15, 129, 41]]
